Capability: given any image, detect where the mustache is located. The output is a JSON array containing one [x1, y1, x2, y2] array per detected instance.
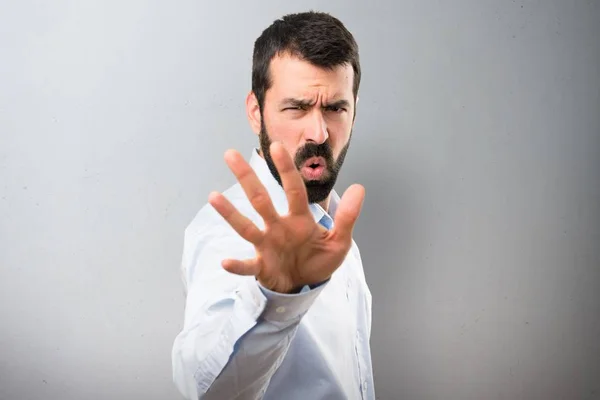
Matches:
[[294, 142, 334, 168]]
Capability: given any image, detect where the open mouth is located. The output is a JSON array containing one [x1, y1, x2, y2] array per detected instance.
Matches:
[[303, 157, 326, 169], [301, 157, 327, 180]]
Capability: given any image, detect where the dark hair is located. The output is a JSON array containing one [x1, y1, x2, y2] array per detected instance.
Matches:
[[251, 11, 361, 112]]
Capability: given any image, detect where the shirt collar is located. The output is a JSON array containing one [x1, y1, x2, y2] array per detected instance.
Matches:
[[248, 147, 339, 225]]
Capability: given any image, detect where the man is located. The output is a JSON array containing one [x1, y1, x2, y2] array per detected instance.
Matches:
[[172, 11, 374, 399]]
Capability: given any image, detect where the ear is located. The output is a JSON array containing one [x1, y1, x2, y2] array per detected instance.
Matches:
[[352, 96, 359, 123], [246, 91, 261, 135]]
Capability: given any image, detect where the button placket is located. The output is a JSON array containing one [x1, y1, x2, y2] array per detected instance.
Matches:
[[355, 330, 365, 398], [346, 279, 351, 300]]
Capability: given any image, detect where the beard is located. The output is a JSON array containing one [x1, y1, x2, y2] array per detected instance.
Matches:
[[259, 119, 351, 204]]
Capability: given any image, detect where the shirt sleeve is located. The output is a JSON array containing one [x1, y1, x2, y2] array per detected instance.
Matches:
[[171, 225, 328, 399]]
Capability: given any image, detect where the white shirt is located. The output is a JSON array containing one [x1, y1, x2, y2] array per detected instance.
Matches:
[[172, 147, 375, 399]]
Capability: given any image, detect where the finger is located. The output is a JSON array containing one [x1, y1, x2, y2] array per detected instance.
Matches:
[[209, 191, 264, 245], [270, 142, 310, 215], [332, 184, 365, 241], [224, 149, 279, 224], [222, 258, 261, 276]]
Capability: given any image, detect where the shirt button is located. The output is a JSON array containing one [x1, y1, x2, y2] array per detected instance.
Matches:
[[363, 381, 368, 391], [275, 306, 286, 313]]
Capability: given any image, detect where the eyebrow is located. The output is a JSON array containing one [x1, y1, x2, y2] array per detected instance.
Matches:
[[280, 98, 351, 109]]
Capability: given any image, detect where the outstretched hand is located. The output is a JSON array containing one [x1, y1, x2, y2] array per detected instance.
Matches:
[[209, 141, 365, 294]]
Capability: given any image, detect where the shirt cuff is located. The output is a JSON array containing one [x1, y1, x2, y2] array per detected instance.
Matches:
[[254, 279, 329, 324]]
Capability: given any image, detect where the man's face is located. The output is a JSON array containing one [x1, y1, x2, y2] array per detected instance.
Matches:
[[254, 54, 356, 204]]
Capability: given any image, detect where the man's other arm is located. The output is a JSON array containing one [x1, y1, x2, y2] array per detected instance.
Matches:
[[171, 227, 327, 399]]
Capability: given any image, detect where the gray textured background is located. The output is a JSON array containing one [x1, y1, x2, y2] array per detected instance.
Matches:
[[1, 1, 599, 399]]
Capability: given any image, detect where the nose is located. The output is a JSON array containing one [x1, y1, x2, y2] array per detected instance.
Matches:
[[303, 111, 329, 144]]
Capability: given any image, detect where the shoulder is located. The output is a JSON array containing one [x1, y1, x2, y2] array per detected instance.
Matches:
[[180, 183, 260, 285], [184, 182, 262, 241]]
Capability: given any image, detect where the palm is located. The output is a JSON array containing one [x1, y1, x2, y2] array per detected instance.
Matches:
[[208, 142, 365, 293], [257, 213, 333, 292]]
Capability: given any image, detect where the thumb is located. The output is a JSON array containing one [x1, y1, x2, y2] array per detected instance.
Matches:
[[332, 184, 365, 241], [222, 258, 262, 276]]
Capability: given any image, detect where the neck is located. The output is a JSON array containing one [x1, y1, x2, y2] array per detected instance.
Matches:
[[318, 197, 330, 213]]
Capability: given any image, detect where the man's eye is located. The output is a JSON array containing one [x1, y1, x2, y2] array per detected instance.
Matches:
[[284, 106, 303, 111], [327, 106, 345, 113]]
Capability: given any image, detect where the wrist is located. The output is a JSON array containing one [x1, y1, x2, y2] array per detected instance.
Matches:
[[256, 277, 300, 294]]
